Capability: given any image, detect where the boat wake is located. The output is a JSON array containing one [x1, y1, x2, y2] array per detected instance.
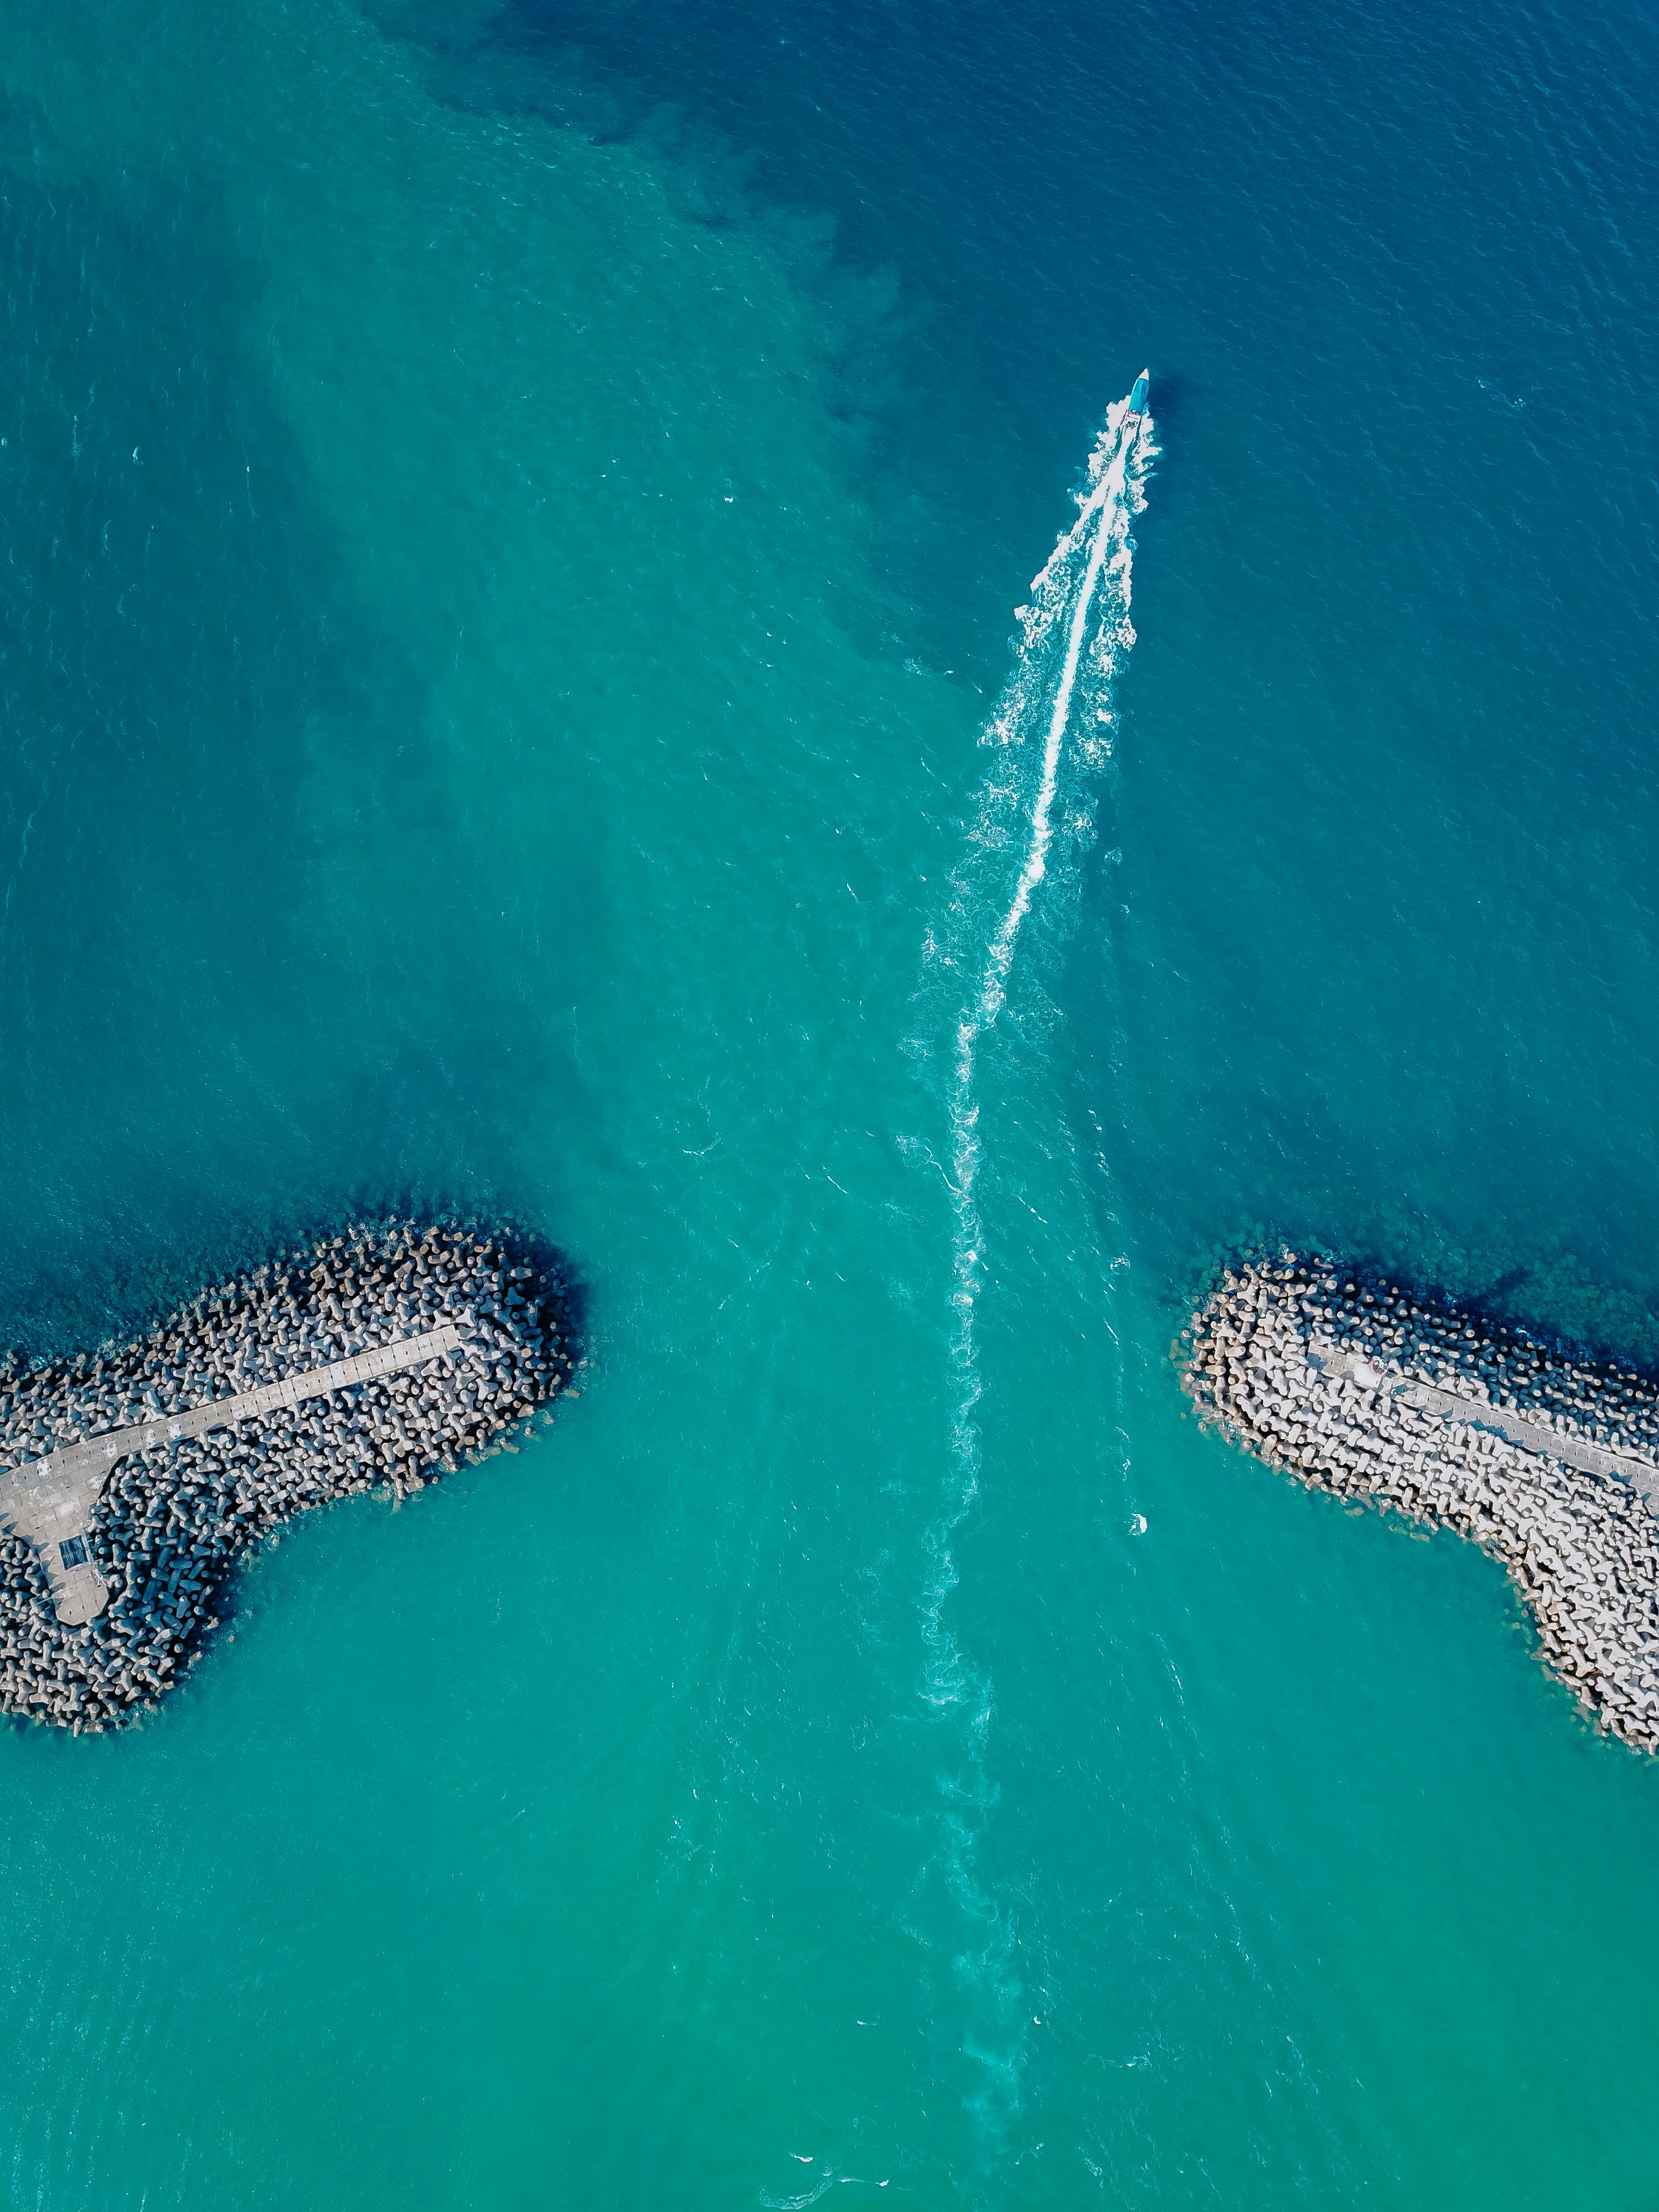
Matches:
[[913, 379, 1154, 2127], [929, 383, 1151, 1701]]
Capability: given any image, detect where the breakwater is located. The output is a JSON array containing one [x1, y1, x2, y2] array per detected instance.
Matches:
[[1180, 1253, 1659, 1753], [0, 1218, 573, 1731]]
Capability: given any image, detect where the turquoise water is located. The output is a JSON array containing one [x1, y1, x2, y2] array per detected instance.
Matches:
[[4, 0, 1659, 2202]]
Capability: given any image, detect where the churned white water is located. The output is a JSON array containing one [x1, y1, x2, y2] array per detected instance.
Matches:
[[928, 386, 1154, 1703], [902, 387, 1154, 2133]]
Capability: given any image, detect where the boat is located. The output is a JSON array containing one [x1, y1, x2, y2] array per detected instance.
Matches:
[[1126, 369, 1150, 421]]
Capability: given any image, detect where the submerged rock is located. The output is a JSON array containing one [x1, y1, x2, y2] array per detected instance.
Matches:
[[1181, 1251, 1659, 1753], [0, 1216, 575, 1732]]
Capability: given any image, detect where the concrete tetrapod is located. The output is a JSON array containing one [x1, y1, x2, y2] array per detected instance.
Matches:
[[1, 1326, 467, 1623], [0, 1217, 575, 1731], [1181, 1251, 1659, 1752]]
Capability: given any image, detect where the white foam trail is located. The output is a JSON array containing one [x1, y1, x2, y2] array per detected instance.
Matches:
[[926, 390, 1152, 1703], [978, 457, 1126, 1016], [912, 387, 1154, 2133]]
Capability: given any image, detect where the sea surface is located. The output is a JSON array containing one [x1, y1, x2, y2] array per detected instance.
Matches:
[[2, 0, 1658, 2203]]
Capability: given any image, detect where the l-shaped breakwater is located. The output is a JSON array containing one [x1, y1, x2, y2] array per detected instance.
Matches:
[[0, 1217, 573, 1731], [1181, 1253, 1659, 1752]]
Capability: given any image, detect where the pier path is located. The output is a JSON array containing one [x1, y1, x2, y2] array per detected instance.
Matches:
[[0, 1324, 464, 1624], [1308, 1339, 1659, 1510]]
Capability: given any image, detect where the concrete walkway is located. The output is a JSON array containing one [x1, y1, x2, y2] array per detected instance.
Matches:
[[0, 1324, 464, 1624], [1308, 1337, 1659, 1510]]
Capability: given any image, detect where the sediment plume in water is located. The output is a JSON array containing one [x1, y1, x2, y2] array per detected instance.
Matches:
[[1181, 1250, 1659, 1753], [0, 1217, 575, 1733]]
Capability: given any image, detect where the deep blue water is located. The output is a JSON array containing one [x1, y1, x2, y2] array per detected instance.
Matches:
[[4, 0, 1659, 2204], [420, 0, 1659, 1298], [483, 0, 1659, 664]]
